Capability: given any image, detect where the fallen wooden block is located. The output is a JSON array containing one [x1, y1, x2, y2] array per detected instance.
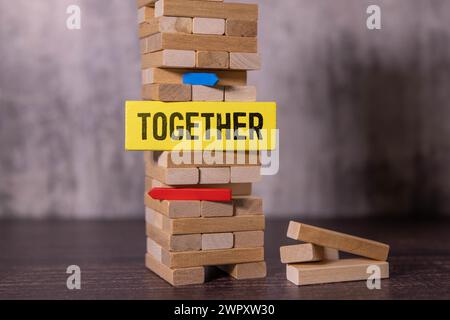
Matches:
[[145, 151, 259, 168], [234, 230, 264, 248], [230, 166, 261, 183], [139, 17, 192, 38], [145, 253, 205, 286], [145, 196, 201, 218], [141, 33, 257, 54], [201, 200, 233, 217], [142, 50, 196, 69], [226, 20, 257, 37], [146, 162, 199, 185], [198, 167, 230, 184], [196, 51, 229, 69], [142, 83, 192, 101], [224, 86, 257, 102], [287, 221, 390, 261], [147, 209, 265, 235], [155, 0, 258, 20], [202, 233, 234, 250], [230, 53, 261, 70], [149, 188, 232, 202], [218, 261, 266, 280], [193, 17, 225, 35], [142, 68, 245, 86], [192, 85, 224, 101], [146, 176, 252, 196], [147, 226, 202, 252], [286, 259, 389, 286], [280, 243, 339, 264], [233, 196, 263, 215]]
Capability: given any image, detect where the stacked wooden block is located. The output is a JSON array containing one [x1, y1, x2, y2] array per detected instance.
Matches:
[[137, 0, 266, 286], [280, 221, 390, 286]]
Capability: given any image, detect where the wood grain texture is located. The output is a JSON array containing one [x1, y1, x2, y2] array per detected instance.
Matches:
[[286, 259, 389, 286], [145, 162, 199, 185], [142, 50, 196, 69], [196, 51, 230, 69], [280, 243, 339, 264], [287, 221, 390, 261], [229, 53, 261, 70], [139, 17, 192, 38], [142, 83, 192, 101], [193, 18, 225, 35], [145, 195, 201, 218], [218, 261, 266, 280], [146, 226, 202, 252], [192, 85, 224, 102], [200, 200, 234, 217], [233, 196, 263, 215], [234, 230, 264, 248], [198, 167, 230, 184], [226, 20, 257, 37], [202, 233, 234, 250]]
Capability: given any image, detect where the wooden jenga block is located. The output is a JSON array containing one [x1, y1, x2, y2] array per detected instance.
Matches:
[[224, 86, 257, 101], [201, 200, 233, 217], [218, 261, 266, 280], [145, 162, 199, 185], [280, 244, 339, 264], [142, 68, 245, 86], [230, 166, 261, 183], [202, 233, 234, 250], [234, 231, 264, 248], [147, 226, 202, 252], [138, 6, 155, 24], [226, 20, 257, 37], [233, 196, 263, 216], [142, 50, 196, 69], [162, 246, 264, 268], [286, 259, 389, 286], [147, 238, 163, 261], [146, 151, 259, 168], [192, 85, 224, 101], [146, 176, 252, 196], [140, 17, 192, 38], [229, 53, 261, 70], [155, 0, 258, 20], [146, 207, 164, 228], [145, 253, 205, 286], [147, 209, 264, 235], [145, 195, 201, 218], [193, 17, 225, 35], [196, 51, 229, 69], [142, 83, 192, 101], [287, 221, 390, 261], [141, 33, 257, 54], [198, 167, 230, 184]]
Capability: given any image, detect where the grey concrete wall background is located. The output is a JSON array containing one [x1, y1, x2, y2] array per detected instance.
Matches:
[[1, 0, 449, 219]]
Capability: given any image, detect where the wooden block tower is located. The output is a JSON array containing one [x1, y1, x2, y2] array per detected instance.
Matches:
[[136, 0, 267, 286]]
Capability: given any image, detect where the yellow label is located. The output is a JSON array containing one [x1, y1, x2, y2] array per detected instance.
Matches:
[[125, 101, 277, 151]]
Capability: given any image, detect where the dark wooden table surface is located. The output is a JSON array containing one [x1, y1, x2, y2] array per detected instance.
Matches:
[[0, 218, 449, 300]]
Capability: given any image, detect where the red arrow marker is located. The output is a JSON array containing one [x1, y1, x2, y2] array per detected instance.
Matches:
[[149, 188, 232, 202]]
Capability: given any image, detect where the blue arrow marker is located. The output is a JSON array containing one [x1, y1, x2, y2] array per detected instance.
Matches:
[[182, 73, 219, 86]]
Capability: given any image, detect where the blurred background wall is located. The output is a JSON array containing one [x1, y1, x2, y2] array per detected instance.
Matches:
[[1, 0, 450, 219]]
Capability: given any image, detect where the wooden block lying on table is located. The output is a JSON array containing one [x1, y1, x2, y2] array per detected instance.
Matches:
[[145, 195, 201, 218], [142, 50, 196, 69], [234, 231, 264, 248], [193, 17, 225, 35], [202, 233, 233, 250], [230, 53, 261, 70], [226, 20, 257, 37], [196, 51, 229, 69], [146, 176, 252, 196], [138, 6, 154, 24], [145, 253, 205, 286], [230, 166, 261, 183], [155, 0, 258, 20], [218, 261, 266, 280], [142, 68, 245, 86], [146, 151, 259, 168], [147, 208, 264, 235], [145, 162, 199, 185], [147, 226, 201, 252], [287, 221, 390, 261], [233, 196, 263, 215], [201, 200, 233, 217], [286, 259, 389, 286], [141, 33, 257, 54], [224, 86, 257, 101], [198, 167, 230, 184], [192, 85, 224, 102], [142, 83, 192, 101], [139, 17, 192, 38], [280, 243, 339, 264]]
